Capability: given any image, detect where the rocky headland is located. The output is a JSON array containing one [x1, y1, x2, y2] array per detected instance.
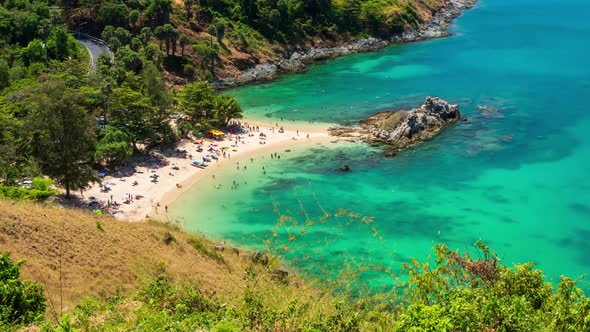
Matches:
[[216, 0, 477, 88], [330, 97, 465, 156]]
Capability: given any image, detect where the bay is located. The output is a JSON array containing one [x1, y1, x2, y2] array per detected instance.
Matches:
[[171, 0, 590, 289]]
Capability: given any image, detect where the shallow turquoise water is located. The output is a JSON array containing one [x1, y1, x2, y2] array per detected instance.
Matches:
[[172, 0, 590, 289]]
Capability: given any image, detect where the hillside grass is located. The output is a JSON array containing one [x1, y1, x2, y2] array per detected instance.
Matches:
[[0, 200, 338, 323], [4, 199, 590, 331]]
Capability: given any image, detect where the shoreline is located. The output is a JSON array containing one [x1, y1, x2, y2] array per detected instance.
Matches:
[[77, 0, 478, 223], [215, 0, 477, 89], [80, 119, 336, 222]]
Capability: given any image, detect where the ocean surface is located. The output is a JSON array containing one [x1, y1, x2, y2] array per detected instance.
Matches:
[[171, 0, 590, 290]]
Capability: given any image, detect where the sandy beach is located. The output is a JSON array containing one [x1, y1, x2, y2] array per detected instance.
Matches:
[[80, 119, 334, 221]]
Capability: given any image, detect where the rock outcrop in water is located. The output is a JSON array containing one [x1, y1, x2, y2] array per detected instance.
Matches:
[[330, 97, 464, 156]]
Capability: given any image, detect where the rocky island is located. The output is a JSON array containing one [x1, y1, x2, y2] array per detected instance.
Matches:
[[330, 97, 465, 156]]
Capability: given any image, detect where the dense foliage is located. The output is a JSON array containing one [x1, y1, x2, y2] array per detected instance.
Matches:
[[0, 177, 58, 201], [0, 0, 246, 196], [396, 242, 590, 331], [0, 253, 46, 328], [6, 242, 590, 331]]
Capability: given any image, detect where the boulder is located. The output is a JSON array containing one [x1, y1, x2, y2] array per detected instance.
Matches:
[[367, 97, 463, 150]]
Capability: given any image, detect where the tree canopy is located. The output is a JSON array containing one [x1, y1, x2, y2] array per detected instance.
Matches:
[[26, 78, 96, 197]]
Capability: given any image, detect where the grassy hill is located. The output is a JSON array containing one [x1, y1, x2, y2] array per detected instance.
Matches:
[[0, 200, 348, 330], [3, 199, 590, 331]]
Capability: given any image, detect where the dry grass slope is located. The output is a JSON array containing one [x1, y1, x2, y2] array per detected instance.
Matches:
[[0, 200, 230, 312], [0, 200, 329, 320]]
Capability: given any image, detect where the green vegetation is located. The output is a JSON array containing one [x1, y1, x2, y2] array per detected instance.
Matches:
[[0, 1, 247, 196], [380, 111, 408, 131], [2, 199, 589, 331], [0, 253, 46, 329], [0, 177, 58, 201], [4, 240, 590, 331], [187, 235, 226, 264]]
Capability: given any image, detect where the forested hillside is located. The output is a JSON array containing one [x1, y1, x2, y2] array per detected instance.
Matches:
[[54, 0, 447, 80]]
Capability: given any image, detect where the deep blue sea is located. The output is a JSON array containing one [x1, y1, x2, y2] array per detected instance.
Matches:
[[172, 0, 590, 290]]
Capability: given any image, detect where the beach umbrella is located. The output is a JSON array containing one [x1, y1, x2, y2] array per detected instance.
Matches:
[[98, 172, 106, 178], [101, 181, 109, 186], [220, 147, 230, 150]]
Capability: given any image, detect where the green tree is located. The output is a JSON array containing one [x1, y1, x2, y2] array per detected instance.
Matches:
[[110, 86, 155, 150], [129, 9, 141, 31], [142, 61, 170, 109], [214, 95, 242, 126], [142, 44, 162, 68], [22, 39, 46, 66], [146, 0, 172, 26], [154, 25, 166, 51], [114, 27, 132, 45], [0, 110, 20, 183], [47, 26, 70, 60], [12, 10, 40, 46], [0, 252, 46, 326], [95, 125, 133, 164], [216, 22, 225, 42], [0, 59, 9, 90], [179, 35, 188, 56], [27, 79, 96, 197], [138, 27, 153, 46], [97, 1, 130, 28], [101, 25, 116, 42], [178, 81, 216, 127], [184, 0, 194, 20], [193, 43, 217, 75]]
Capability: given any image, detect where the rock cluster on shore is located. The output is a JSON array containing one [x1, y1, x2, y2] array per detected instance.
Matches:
[[216, 0, 477, 88], [330, 97, 465, 157]]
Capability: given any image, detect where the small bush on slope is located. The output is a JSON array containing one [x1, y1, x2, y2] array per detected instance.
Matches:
[[0, 252, 46, 329]]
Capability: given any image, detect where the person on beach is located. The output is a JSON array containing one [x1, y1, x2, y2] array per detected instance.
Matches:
[[165, 205, 168, 212]]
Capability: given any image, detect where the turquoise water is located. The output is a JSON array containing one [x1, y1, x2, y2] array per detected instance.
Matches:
[[172, 0, 590, 289]]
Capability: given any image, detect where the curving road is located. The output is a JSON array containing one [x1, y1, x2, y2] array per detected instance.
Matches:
[[72, 32, 113, 70]]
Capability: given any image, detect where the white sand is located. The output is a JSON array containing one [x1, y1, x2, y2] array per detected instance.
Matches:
[[81, 119, 334, 221]]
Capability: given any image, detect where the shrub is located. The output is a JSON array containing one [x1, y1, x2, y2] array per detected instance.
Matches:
[[0, 252, 47, 327], [0, 177, 58, 201], [187, 236, 225, 264]]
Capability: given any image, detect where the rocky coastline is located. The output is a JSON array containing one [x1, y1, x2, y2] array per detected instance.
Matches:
[[329, 97, 465, 157], [215, 0, 477, 88]]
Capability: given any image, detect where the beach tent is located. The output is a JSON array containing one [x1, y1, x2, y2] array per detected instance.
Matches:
[[207, 129, 225, 140]]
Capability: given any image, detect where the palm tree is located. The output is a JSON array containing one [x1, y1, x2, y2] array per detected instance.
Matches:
[[214, 95, 243, 127]]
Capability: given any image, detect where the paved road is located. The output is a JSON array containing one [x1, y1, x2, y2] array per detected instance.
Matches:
[[72, 33, 112, 70]]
